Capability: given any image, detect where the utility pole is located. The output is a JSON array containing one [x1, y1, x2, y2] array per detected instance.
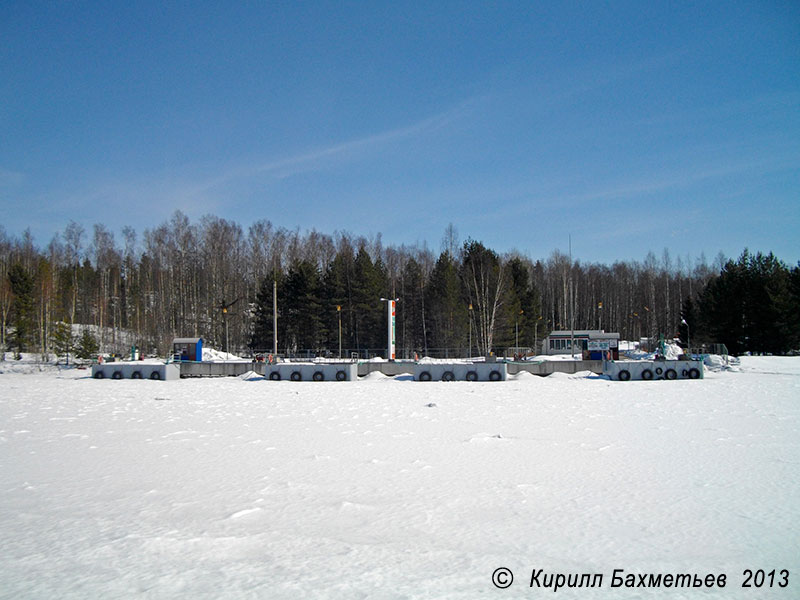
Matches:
[[272, 278, 278, 357]]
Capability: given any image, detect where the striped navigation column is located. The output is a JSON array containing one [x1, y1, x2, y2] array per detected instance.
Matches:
[[381, 297, 399, 361]]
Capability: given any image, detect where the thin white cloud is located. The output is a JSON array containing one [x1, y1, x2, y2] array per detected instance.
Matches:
[[184, 96, 484, 198]]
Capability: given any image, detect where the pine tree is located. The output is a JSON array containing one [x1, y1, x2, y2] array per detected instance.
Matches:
[[351, 246, 388, 354], [503, 257, 542, 351], [699, 250, 797, 354], [249, 271, 283, 354], [426, 251, 466, 356], [399, 257, 426, 358], [283, 260, 323, 353], [51, 321, 75, 364], [8, 263, 34, 356], [75, 329, 99, 360], [461, 240, 505, 355], [321, 250, 353, 355]]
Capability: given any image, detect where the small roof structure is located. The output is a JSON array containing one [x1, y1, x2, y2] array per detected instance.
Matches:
[[172, 337, 203, 362]]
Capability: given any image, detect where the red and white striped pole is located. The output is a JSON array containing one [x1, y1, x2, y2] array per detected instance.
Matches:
[[380, 297, 399, 360]]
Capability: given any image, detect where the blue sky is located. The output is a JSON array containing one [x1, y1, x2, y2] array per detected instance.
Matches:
[[2, 1, 798, 265]]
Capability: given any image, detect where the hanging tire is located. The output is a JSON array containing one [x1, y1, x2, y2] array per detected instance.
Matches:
[[466, 370, 478, 382], [419, 371, 432, 381], [665, 369, 677, 380], [112, 370, 123, 380], [655, 367, 663, 375], [290, 371, 302, 382], [682, 369, 689, 378], [688, 368, 700, 379], [335, 370, 347, 381], [441, 370, 455, 382], [131, 370, 142, 379], [149, 370, 161, 380], [641, 369, 653, 380], [312, 371, 324, 382], [93, 370, 105, 379], [269, 371, 281, 381], [618, 370, 631, 381], [489, 370, 502, 381]]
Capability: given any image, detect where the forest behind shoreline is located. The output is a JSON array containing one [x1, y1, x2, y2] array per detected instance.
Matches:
[[2, 213, 798, 360]]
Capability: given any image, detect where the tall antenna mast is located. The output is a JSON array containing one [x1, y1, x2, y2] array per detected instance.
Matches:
[[569, 235, 575, 359]]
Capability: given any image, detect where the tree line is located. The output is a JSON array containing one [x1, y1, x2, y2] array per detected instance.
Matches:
[[2, 213, 798, 360]]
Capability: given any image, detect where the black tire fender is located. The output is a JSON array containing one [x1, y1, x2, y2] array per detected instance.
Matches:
[[618, 369, 631, 381], [290, 371, 302, 382], [94, 370, 105, 379], [335, 370, 347, 381], [641, 369, 653, 380], [489, 370, 502, 381], [655, 367, 663, 375], [688, 368, 700, 379], [466, 370, 478, 382], [149, 370, 161, 380], [269, 371, 281, 381], [418, 371, 432, 382], [131, 371, 142, 379], [312, 371, 324, 382], [441, 370, 455, 382], [665, 369, 677, 380], [112, 370, 123, 380]]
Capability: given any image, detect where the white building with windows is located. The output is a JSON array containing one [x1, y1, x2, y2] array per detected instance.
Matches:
[[543, 330, 620, 359]]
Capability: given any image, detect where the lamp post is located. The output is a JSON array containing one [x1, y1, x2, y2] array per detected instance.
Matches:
[[337, 305, 342, 359], [515, 309, 523, 353], [222, 306, 229, 360], [682, 318, 690, 355], [468, 303, 473, 359]]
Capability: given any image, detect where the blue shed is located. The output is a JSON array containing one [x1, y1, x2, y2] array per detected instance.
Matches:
[[173, 337, 203, 362]]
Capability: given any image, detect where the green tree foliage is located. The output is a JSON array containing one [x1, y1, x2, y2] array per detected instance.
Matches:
[[8, 263, 34, 355], [426, 251, 465, 355], [4, 215, 798, 359], [699, 250, 799, 354], [75, 329, 99, 359], [398, 257, 427, 357], [503, 257, 543, 350], [351, 246, 389, 353], [282, 260, 323, 353], [321, 249, 353, 355], [461, 240, 505, 354], [249, 271, 283, 353], [50, 321, 75, 363]]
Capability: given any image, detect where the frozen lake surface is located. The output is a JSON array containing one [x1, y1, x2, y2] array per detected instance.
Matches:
[[1, 357, 799, 598]]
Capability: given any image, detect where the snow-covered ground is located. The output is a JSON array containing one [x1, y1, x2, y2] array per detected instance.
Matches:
[[1, 357, 798, 599]]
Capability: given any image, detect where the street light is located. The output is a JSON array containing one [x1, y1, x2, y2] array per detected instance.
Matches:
[[337, 305, 342, 359], [515, 309, 524, 354], [681, 317, 690, 355], [468, 303, 473, 359]]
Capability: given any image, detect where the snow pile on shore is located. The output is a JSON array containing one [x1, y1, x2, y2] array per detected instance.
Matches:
[[202, 347, 246, 362]]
